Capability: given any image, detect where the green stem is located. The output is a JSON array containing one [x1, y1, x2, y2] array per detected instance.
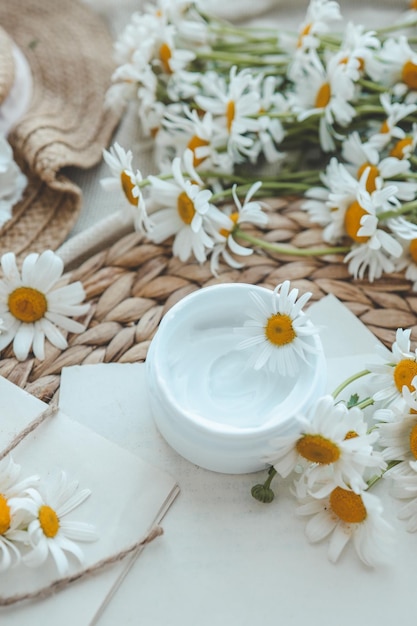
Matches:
[[356, 397, 375, 410], [378, 200, 417, 221], [235, 229, 351, 256], [195, 49, 287, 67], [366, 460, 403, 490], [331, 369, 371, 400]]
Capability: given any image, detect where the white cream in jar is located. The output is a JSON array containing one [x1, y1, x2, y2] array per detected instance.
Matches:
[[146, 283, 326, 473]]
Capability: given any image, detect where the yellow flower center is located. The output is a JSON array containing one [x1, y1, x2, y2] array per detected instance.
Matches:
[[344, 431, 358, 440], [8, 287, 47, 323], [402, 59, 417, 91], [39, 505, 60, 538], [296, 434, 340, 464], [315, 82, 331, 109], [329, 487, 367, 524], [411, 0, 417, 9], [297, 23, 312, 48], [390, 137, 413, 160], [393, 359, 417, 392], [187, 135, 209, 167], [177, 191, 196, 225], [409, 423, 417, 459], [339, 56, 364, 71], [357, 162, 379, 193], [226, 100, 235, 133], [344, 201, 370, 243], [219, 212, 239, 238], [410, 238, 417, 263], [159, 42, 172, 74], [380, 119, 390, 134], [120, 170, 137, 206], [0, 495, 11, 535], [265, 313, 296, 346]]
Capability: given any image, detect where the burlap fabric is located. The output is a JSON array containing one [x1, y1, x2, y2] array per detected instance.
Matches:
[[0, 26, 14, 106], [0, 0, 121, 258]]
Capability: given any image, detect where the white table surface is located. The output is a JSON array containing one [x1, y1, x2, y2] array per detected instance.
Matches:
[[58, 296, 415, 626]]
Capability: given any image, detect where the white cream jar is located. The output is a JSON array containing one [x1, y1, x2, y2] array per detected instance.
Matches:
[[146, 283, 326, 474]]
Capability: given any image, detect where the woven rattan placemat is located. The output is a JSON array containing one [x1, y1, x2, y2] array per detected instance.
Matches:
[[2, 196, 417, 404]]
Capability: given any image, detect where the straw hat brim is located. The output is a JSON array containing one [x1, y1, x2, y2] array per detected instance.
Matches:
[[0, 0, 121, 258]]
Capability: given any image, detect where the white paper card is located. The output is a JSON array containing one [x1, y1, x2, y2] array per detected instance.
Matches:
[[0, 377, 178, 625]]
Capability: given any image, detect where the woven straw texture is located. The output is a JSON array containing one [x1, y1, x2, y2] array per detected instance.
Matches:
[[0, 0, 121, 257], [0, 26, 14, 105], [1, 196, 417, 404]]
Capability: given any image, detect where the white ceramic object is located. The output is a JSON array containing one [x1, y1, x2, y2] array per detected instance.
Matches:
[[146, 283, 326, 474]]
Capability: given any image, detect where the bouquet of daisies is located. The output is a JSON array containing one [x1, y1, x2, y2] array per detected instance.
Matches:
[[103, 0, 417, 284]]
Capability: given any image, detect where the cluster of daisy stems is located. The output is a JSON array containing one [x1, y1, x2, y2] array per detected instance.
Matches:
[[103, 0, 417, 283], [235, 280, 417, 568]]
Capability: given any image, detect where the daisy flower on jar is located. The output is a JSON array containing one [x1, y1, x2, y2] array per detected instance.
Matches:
[[23, 471, 98, 577], [234, 280, 319, 377], [208, 182, 268, 276], [146, 149, 216, 263], [367, 328, 417, 405], [195, 66, 261, 164], [290, 49, 360, 151], [101, 142, 151, 233], [0, 456, 39, 572], [294, 478, 395, 566], [265, 395, 385, 496], [0, 251, 89, 362]]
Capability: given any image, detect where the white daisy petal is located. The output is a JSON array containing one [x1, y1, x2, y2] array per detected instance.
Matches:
[[0, 250, 89, 361]]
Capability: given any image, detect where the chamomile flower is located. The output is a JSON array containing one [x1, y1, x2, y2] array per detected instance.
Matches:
[[343, 185, 403, 281], [368, 328, 417, 405], [376, 393, 417, 476], [208, 182, 268, 276], [23, 472, 97, 577], [196, 66, 261, 163], [291, 50, 360, 151], [0, 250, 89, 361], [101, 142, 151, 232], [339, 22, 380, 76], [391, 462, 417, 531], [290, 0, 342, 53], [368, 93, 417, 151], [266, 395, 385, 495], [368, 36, 417, 97], [159, 107, 232, 173], [147, 149, 216, 263], [0, 134, 27, 227], [234, 280, 319, 377], [394, 237, 417, 289], [295, 480, 395, 566], [0, 457, 39, 571]]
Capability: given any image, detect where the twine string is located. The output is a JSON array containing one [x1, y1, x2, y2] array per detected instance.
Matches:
[[0, 526, 163, 606], [0, 399, 59, 462], [0, 401, 164, 606]]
